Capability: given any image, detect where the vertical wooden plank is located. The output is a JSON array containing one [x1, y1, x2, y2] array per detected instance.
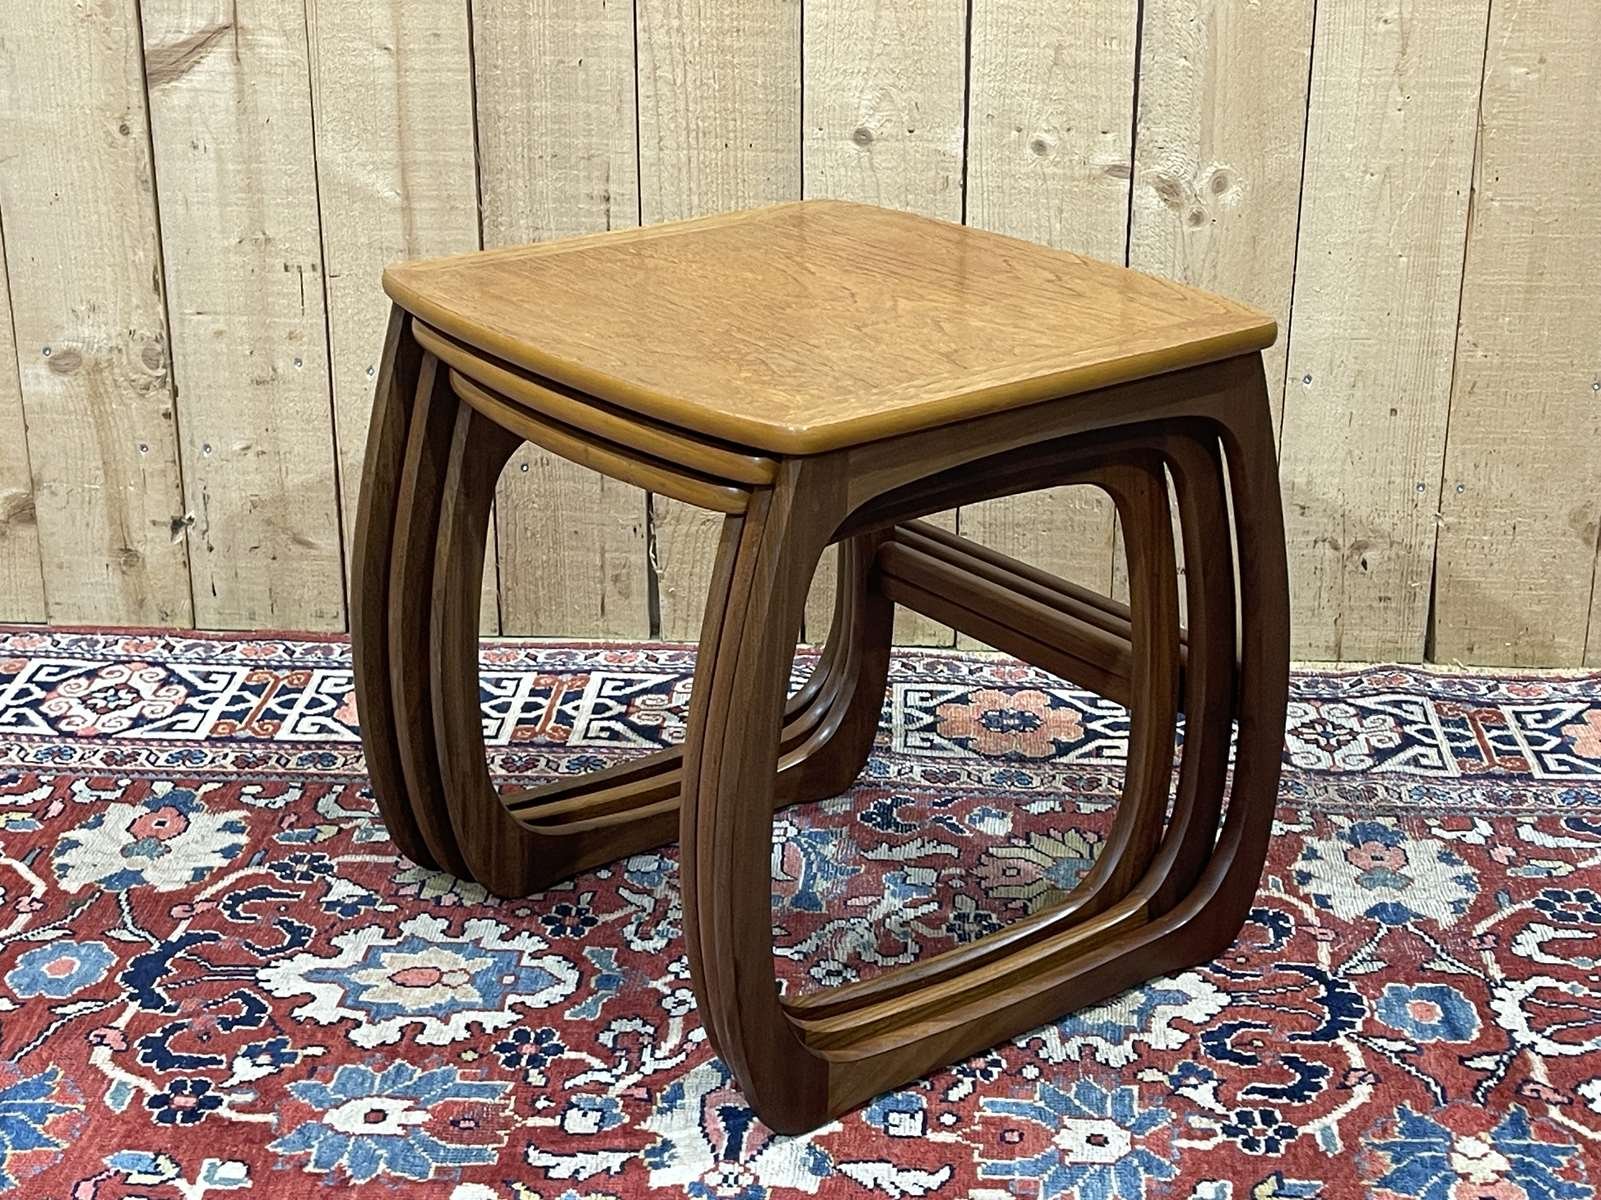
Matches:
[[0, 2, 192, 626], [475, 0, 649, 639], [0, 220, 46, 621], [801, 0, 966, 645], [1433, 0, 1601, 666], [1277, 0, 1487, 661], [961, 0, 1138, 624], [143, 1, 345, 629], [636, 0, 801, 640], [1129, 0, 1313, 437], [802, 0, 966, 213], [305, 2, 500, 631]]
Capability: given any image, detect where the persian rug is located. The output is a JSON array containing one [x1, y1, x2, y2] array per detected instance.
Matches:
[[0, 627, 1599, 1200]]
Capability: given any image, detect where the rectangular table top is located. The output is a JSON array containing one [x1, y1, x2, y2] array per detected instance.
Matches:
[[384, 201, 1275, 455]]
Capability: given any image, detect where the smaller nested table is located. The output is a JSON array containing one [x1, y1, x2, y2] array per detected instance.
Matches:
[[353, 200, 1289, 1133]]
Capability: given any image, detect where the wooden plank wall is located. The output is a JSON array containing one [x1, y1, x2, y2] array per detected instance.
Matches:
[[1, 1, 1598, 667], [143, 0, 346, 631], [1278, 0, 1488, 662], [0, 1, 193, 626], [1433, 0, 1601, 666]]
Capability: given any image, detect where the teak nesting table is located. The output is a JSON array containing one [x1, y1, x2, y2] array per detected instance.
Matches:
[[353, 200, 1290, 1133]]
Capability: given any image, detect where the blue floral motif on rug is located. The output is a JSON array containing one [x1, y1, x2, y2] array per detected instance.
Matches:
[[0, 627, 1598, 1197]]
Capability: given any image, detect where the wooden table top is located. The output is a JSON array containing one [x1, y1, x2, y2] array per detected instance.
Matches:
[[384, 201, 1275, 455]]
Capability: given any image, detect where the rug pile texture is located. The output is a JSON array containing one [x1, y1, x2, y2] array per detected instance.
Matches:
[[0, 627, 1598, 1198]]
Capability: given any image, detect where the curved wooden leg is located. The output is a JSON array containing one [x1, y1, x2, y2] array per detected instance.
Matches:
[[774, 531, 893, 804], [835, 425, 1232, 927], [389, 352, 472, 875], [351, 308, 437, 868], [786, 451, 1182, 1021], [679, 471, 840, 1130], [499, 530, 890, 825], [827, 370, 1288, 1051], [1051, 457, 1180, 913], [1155, 361, 1291, 946], [687, 364, 1287, 1133], [429, 400, 892, 897], [682, 450, 1198, 1133], [787, 368, 1286, 1127], [430, 402, 635, 897], [1147, 424, 1237, 916]]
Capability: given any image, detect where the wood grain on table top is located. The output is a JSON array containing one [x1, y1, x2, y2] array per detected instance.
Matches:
[[384, 201, 1276, 455]]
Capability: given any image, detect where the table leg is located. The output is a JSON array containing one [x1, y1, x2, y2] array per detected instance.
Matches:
[[422, 401, 892, 897], [351, 307, 435, 869], [681, 372, 1288, 1133]]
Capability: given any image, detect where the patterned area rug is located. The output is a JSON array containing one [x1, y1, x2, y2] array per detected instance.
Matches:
[[1, 628, 1599, 1199]]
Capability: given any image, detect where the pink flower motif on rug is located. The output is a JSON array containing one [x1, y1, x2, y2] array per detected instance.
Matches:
[[1564, 708, 1601, 758], [933, 686, 1082, 758]]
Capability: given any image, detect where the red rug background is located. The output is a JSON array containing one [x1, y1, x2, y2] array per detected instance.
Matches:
[[1, 627, 1598, 1197]]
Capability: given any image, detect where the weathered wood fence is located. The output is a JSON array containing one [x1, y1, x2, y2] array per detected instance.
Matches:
[[1, 1, 1597, 665]]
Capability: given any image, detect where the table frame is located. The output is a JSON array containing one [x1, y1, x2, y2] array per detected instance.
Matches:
[[352, 305, 1290, 1132]]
